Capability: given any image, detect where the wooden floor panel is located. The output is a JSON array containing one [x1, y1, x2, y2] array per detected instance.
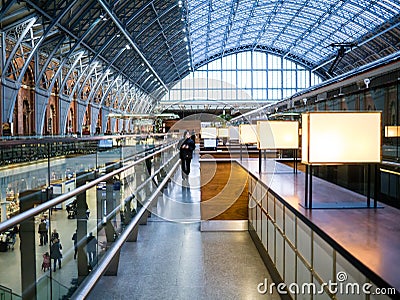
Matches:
[[200, 161, 248, 220]]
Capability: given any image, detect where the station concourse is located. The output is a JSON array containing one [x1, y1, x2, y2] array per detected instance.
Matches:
[[0, 0, 400, 299]]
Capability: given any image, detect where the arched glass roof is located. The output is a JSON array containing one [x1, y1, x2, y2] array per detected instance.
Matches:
[[188, 0, 400, 79], [159, 51, 323, 113], [0, 0, 399, 112]]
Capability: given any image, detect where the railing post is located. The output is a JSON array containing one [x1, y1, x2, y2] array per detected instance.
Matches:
[[19, 190, 39, 300], [104, 249, 121, 276], [139, 210, 149, 225], [76, 172, 90, 283], [154, 153, 162, 184], [72, 157, 180, 299], [104, 179, 117, 242], [126, 223, 139, 242]]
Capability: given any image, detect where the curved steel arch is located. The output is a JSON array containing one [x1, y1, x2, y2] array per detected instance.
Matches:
[[68, 37, 117, 105], [96, 56, 156, 114], [1, 0, 400, 126], [84, 47, 127, 105], [1, 17, 37, 123]]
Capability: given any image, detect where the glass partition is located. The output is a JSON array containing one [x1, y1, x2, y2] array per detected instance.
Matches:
[[0, 134, 176, 223], [248, 176, 394, 300], [0, 134, 179, 299]]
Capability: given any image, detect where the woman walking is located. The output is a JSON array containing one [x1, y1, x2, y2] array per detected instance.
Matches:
[[50, 238, 62, 272], [179, 131, 195, 180]]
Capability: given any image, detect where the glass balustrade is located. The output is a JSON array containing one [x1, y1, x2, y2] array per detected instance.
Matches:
[[0, 134, 180, 299], [248, 176, 393, 300]]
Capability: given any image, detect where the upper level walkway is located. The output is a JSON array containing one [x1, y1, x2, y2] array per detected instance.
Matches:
[[87, 152, 279, 300], [1, 139, 398, 299]]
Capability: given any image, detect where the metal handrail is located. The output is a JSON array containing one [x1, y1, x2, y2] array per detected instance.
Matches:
[[0, 132, 174, 145], [101, 151, 177, 224], [73, 159, 180, 298], [0, 141, 178, 233]]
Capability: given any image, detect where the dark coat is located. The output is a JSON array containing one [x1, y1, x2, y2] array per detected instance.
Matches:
[[51, 232, 59, 242], [179, 138, 195, 159], [87, 235, 97, 253], [50, 241, 62, 259], [38, 222, 47, 234], [72, 232, 77, 246]]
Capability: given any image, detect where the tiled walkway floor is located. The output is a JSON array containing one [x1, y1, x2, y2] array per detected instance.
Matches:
[[88, 152, 280, 300]]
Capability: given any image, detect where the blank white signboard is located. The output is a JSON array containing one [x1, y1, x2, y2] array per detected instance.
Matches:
[[201, 127, 217, 139], [257, 121, 299, 149], [239, 124, 258, 144], [229, 126, 239, 140], [302, 112, 381, 165], [218, 128, 229, 138]]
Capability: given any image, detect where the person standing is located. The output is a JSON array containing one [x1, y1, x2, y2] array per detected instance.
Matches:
[[50, 238, 62, 272], [72, 230, 78, 260], [86, 232, 97, 266], [44, 216, 49, 243], [51, 229, 59, 243], [179, 131, 195, 180], [38, 219, 47, 246]]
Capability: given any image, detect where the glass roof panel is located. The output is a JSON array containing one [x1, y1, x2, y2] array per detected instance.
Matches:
[[188, 0, 400, 73]]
